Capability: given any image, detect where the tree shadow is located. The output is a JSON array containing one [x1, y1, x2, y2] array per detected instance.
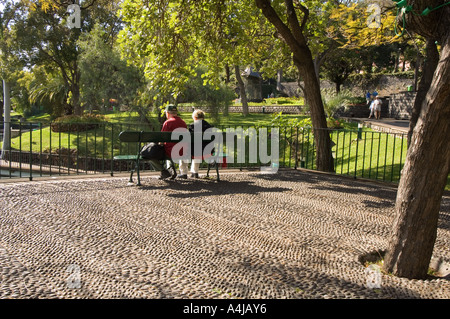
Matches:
[[204, 248, 431, 299], [252, 169, 325, 184], [139, 177, 291, 199]]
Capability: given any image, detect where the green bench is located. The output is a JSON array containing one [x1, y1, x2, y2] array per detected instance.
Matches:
[[114, 131, 227, 186]]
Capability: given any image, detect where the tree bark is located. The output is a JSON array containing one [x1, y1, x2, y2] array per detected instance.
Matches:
[[235, 65, 249, 116], [335, 82, 341, 94], [407, 39, 439, 147], [383, 35, 450, 279], [225, 64, 231, 83], [72, 63, 82, 116], [382, 1, 450, 279], [276, 69, 284, 92], [1, 80, 11, 159], [255, 0, 334, 172], [72, 84, 82, 116]]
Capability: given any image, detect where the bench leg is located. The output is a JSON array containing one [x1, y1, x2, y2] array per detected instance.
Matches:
[[136, 160, 142, 186], [129, 169, 134, 183], [206, 161, 219, 181], [206, 163, 211, 178], [216, 163, 220, 182]]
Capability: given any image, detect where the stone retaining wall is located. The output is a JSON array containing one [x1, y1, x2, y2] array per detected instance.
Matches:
[[389, 91, 416, 119], [177, 105, 304, 114], [334, 98, 389, 118]]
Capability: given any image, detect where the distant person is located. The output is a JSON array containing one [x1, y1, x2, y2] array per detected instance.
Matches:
[[372, 90, 378, 99], [149, 104, 189, 179], [372, 96, 382, 120], [368, 100, 375, 119], [366, 92, 371, 105], [189, 109, 213, 178]]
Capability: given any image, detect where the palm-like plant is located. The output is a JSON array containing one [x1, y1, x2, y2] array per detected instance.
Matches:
[[26, 68, 69, 117]]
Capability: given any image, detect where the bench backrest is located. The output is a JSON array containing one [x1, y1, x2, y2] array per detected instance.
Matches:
[[119, 131, 227, 144], [119, 131, 181, 143]]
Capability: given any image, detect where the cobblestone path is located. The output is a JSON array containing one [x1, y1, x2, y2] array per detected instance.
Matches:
[[0, 170, 449, 299]]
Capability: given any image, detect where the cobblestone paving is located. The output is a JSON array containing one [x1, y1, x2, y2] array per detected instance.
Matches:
[[0, 170, 449, 299]]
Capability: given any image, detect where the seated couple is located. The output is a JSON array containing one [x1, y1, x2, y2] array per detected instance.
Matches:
[[149, 105, 213, 180]]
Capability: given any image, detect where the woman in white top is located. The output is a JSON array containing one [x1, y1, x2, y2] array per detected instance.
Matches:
[[188, 110, 213, 178], [372, 96, 382, 119]]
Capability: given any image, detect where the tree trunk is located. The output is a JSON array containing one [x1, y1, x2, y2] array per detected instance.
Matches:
[[413, 52, 421, 91], [335, 81, 341, 94], [72, 84, 82, 116], [235, 65, 249, 116], [72, 64, 82, 116], [394, 50, 400, 73], [299, 58, 334, 172], [383, 36, 450, 279], [1, 80, 11, 159], [255, 0, 334, 172], [407, 39, 439, 147], [225, 64, 231, 83], [276, 69, 284, 92]]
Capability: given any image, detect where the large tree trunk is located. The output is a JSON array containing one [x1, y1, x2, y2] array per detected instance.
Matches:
[[382, 1, 450, 279], [383, 36, 450, 279], [299, 58, 334, 171], [407, 39, 439, 147], [235, 65, 249, 116], [255, 0, 334, 172]]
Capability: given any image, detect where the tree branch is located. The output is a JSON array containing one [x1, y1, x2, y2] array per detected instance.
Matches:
[[284, 0, 304, 43], [293, 0, 309, 32], [254, 0, 308, 62]]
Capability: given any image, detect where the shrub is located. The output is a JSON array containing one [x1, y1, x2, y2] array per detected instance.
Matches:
[[51, 114, 106, 132], [326, 117, 344, 129], [270, 112, 312, 129], [322, 89, 353, 117]]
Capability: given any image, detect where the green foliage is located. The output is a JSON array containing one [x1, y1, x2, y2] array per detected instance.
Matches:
[[77, 24, 145, 113], [321, 89, 353, 117], [18, 66, 69, 117], [7, 0, 124, 115], [270, 112, 312, 128], [118, 0, 279, 104], [326, 117, 344, 129], [321, 48, 361, 92], [180, 67, 235, 124]]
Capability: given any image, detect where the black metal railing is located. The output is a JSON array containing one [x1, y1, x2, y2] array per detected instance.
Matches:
[[1, 121, 409, 184]]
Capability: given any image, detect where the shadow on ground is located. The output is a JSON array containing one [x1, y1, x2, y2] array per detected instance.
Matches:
[[139, 177, 291, 199]]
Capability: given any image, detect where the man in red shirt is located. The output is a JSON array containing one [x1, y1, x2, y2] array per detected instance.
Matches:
[[150, 104, 189, 179]]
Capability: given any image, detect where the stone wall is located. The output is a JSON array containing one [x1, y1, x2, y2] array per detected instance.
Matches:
[[334, 98, 389, 118], [388, 91, 416, 119], [177, 105, 304, 114], [279, 75, 415, 98]]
